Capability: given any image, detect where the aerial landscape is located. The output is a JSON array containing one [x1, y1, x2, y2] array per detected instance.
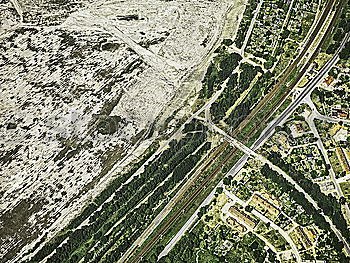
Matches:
[[0, 0, 350, 262]]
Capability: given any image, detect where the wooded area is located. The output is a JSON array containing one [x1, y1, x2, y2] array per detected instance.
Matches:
[[226, 71, 274, 129], [264, 152, 350, 255], [200, 52, 242, 99], [210, 63, 262, 123], [28, 123, 211, 263]]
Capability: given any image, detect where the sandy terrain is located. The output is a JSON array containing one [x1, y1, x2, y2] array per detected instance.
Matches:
[[0, 0, 244, 261]]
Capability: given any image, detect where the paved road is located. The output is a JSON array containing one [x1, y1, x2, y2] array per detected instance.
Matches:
[[224, 189, 301, 262], [305, 97, 350, 221], [251, 32, 350, 151], [116, 85, 227, 263], [269, 158, 350, 256], [160, 32, 350, 259], [138, 7, 350, 260], [306, 97, 350, 125], [306, 99, 344, 194], [223, 191, 281, 259], [116, 10, 238, 260], [158, 184, 220, 259], [222, 32, 350, 255], [210, 123, 350, 257], [241, 0, 264, 53], [233, 0, 335, 136], [338, 174, 350, 184], [221, 127, 350, 255]]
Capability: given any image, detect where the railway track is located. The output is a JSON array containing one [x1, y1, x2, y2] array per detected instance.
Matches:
[[129, 147, 239, 263], [118, 141, 230, 262], [232, 0, 335, 137], [128, 0, 343, 261], [238, 0, 345, 141]]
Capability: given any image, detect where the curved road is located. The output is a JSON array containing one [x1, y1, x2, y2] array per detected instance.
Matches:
[[253, 32, 350, 150]]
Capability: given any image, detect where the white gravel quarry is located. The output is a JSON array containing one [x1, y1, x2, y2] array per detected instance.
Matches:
[[0, 0, 242, 261]]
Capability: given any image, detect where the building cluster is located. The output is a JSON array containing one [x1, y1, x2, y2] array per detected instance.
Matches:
[[270, 133, 290, 156], [250, 193, 280, 218], [331, 106, 349, 119], [293, 226, 317, 249], [246, 0, 319, 66], [226, 217, 247, 233], [289, 122, 307, 138], [228, 206, 258, 229], [335, 146, 350, 174], [317, 73, 349, 120], [247, 0, 288, 59], [288, 145, 328, 181], [318, 181, 336, 194], [320, 123, 350, 178], [288, 0, 318, 42]]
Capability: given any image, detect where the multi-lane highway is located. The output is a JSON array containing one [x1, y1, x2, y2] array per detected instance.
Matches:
[[159, 33, 350, 259], [233, 0, 336, 137]]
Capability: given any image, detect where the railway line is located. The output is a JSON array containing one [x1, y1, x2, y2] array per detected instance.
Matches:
[[237, 0, 346, 142], [117, 140, 230, 262], [127, 0, 345, 261], [129, 147, 239, 263], [232, 0, 335, 137]]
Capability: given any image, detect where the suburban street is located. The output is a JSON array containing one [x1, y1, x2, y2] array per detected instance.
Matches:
[[158, 32, 350, 259], [123, 1, 350, 260], [240, 0, 264, 53], [252, 32, 350, 151], [224, 189, 301, 262], [305, 97, 350, 221], [216, 124, 350, 256], [3, 0, 350, 262]]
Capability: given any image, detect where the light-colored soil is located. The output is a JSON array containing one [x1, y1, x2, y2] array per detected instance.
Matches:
[[0, 0, 244, 261]]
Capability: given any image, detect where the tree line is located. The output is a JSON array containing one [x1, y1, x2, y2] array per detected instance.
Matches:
[[28, 124, 211, 263], [211, 63, 262, 123], [260, 164, 349, 262], [267, 152, 350, 247], [226, 71, 275, 129], [234, 0, 259, 49], [326, 1, 350, 56], [200, 52, 242, 99]]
